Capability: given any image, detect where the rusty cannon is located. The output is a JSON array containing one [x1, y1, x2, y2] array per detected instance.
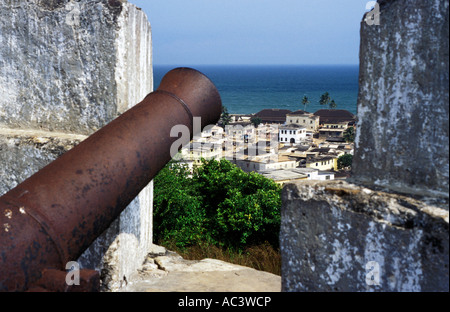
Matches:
[[0, 68, 222, 292]]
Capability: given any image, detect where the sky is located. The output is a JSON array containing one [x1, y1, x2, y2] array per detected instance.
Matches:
[[129, 0, 372, 66]]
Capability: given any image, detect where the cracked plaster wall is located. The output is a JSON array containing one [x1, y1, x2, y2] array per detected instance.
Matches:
[[0, 0, 153, 291]]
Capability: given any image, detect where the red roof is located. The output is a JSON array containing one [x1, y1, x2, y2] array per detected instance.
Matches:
[[314, 109, 356, 123], [254, 109, 292, 123], [288, 110, 310, 116]]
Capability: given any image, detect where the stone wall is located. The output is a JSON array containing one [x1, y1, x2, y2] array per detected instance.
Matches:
[[353, 0, 449, 197], [0, 0, 153, 291], [281, 181, 448, 291], [280, 0, 449, 292]]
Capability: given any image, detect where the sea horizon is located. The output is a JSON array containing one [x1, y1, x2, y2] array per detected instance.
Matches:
[[154, 64, 359, 116]]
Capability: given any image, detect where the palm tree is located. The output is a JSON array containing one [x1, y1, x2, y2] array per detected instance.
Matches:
[[250, 116, 262, 128], [343, 127, 355, 143], [220, 106, 232, 127], [329, 99, 337, 109], [319, 92, 331, 107], [301, 96, 310, 111]]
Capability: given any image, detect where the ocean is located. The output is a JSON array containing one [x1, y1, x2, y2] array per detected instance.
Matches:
[[153, 65, 359, 116]]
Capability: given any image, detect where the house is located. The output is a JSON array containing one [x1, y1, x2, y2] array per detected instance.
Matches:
[[236, 158, 298, 173], [179, 140, 223, 166], [313, 109, 355, 141], [279, 125, 307, 144], [225, 122, 255, 143], [234, 155, 297, 173], [287, 167, 335, 181], [278, 144, 310, 156], [200, 124, 224, 138], [291, 167, 319, 179], [242, 141, 276, 161], [335, 144, 354, 155], [314, 109, 356, 126], [253, 109, 292, 124], [318, 121, 350, 140], [305, 155, 338, 171], [286, 110, 320, 131], [316, 171, 335, 181], [256, 124, 279, 141], [259, 169, 308, 185]]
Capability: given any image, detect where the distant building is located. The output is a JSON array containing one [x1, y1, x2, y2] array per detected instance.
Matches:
[[289, 168, 318, 180], [279, 125, 307, 144], [237, 159, 297, 173], [318, 121, 349, 140], [179, 141, 223, 166], [260, 167, 335, 184], [225, 123, 255, 142], [234, 155, 297, 173], [201, 125, 224, 138], [286, 110, 320, 131], [313, 109, 355, 141], [314, 109, 356, 126], [294, 168, 335, 181], [254, 109, 292, 124], [315, 171, 335, 181], [255, 124, 279, 141], [259, 169, 308, 185], [305, 156, 338, 171]]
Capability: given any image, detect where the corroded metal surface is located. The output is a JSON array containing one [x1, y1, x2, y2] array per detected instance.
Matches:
[[0, 67, 222, 292]]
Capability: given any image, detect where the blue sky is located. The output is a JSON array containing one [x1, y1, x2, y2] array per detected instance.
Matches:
[[129, 0, 371, 66]]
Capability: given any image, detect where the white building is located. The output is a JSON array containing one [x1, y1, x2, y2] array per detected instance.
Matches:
[[178, 140, 223, 167], [200, 124, 224, 139], [286, 110, 320, 132], [259, 169, 308, 185], [233, 153, 296, 173], [316, 171, 335, 181], [290, 167, 335, 181], [235, 158, 297, 173], [279, 125, 307, 144]]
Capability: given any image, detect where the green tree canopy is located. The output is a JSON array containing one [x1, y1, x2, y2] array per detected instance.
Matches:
[[153, 163, 206, 248], [302, 96, 310, 111], [319, 92, 331, 106], [153, 159, 282, 251], [329, 99, 337, 109], [220, 106, 232, 127], [250, 116, 262, 128], [337, 153, 353, 170], [343, 126, 355, 143]]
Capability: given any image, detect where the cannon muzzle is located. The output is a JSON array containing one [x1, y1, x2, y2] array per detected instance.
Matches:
[[0, 68, 222, 292]]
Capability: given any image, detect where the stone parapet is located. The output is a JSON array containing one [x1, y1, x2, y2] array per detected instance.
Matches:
[[353, 0, 449, 197], [280, 0, 449, 292], [280, 181, 448, 292], [0, 0, 153, 291]]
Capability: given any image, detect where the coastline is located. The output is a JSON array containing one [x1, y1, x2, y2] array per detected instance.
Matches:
[[153, 64, 359, 116]]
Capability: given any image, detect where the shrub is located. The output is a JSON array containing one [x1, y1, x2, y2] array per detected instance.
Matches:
[[337, 153, 353, 170], [153, 163, 206, 248], [153, 159, 282, 251]]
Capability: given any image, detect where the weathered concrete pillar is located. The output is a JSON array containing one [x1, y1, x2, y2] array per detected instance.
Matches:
[[0, 0, 153, 291], [280, 0, 449, 292], [353, 0, 449, 198]]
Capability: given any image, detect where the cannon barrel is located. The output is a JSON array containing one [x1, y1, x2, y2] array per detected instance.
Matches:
[[0, 67, 222, 292]]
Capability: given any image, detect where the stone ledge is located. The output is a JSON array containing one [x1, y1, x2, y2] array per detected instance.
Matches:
[[119, 246, 282, 292], [0, 133, 84, 195]]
